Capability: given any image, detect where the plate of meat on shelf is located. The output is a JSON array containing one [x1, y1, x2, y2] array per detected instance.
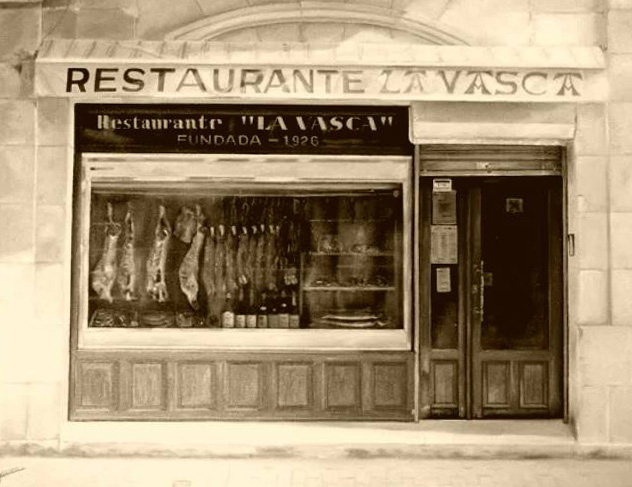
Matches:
[[316, 309, 387, 328]]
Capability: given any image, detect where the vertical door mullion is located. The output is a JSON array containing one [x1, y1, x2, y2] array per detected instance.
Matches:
[[468, 186, 483, 419]]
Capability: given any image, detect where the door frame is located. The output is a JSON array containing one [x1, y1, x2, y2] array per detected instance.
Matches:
[[416, 145, 568, 421]]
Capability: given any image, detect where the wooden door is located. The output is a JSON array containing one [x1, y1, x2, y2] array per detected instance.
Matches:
[[421, 176, 563, 419]]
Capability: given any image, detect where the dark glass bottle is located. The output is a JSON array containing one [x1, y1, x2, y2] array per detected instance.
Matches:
[[278, 289, 289, 328], [235, 287, 246, 328], [257, 291, 268, 328], [246, 286, 257, 329], [267, 291, 279, 328], [221, 292, 235, 328], [289, 290, 300, 329]]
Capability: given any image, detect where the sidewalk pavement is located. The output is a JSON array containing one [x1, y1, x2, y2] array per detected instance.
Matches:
[[1, 457, 631, 487]]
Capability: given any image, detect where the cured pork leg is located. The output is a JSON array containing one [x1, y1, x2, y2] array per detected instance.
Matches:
[[179, 205, 205, 310], [174, 206, 196, 244], [146, 204, 171, 302], [202, 226, 217, 325], [117, 204, 137, 301], [91, 202, 121, 303]]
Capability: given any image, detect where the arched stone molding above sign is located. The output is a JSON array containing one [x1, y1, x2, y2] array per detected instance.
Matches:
[[165, 2, 473, 46]]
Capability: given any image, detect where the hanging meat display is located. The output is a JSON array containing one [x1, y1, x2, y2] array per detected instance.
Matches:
[[174, 206, 197, 244], [146, 204, 172, 303], [91, 202, 121, 303], [178, 205, 206, 310], [202, 225, 217, 325], [117, 204, 137, 301]]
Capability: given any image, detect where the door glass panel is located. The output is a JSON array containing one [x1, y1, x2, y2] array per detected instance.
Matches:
[[431, 264, 459, 348], [480, 180, 549, 350]]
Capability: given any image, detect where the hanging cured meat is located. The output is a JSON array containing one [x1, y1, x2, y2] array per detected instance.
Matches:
[[202, 226, 217, 325], [237, 226, 249, 287], [179, 205, 206, 310], [225, 225, 239, 294], [174, 206, 196, 244], [117, 204, 137, 301], [91, 202, 121, 303], [264, 224, 279, 292], [214, 224, 227, 300], [146, 204, 171, 303]]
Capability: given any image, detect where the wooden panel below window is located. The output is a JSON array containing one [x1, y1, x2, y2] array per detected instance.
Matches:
[[483, 362, 510, 407], [76, 362, 117, 410], [131, 363, 166, 410], [325, 363, 361, 410], [520, 362, 548, 408], [178, 363, 216, 410], [276, 363, 312, 409], [431, 361, 458, 408], [70, 352, 413, 420], [373, 362, 407, 409], [226, 362, 263, 410]]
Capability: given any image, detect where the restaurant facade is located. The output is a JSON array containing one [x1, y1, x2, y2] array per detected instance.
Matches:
[[1, 0, 632, 468]]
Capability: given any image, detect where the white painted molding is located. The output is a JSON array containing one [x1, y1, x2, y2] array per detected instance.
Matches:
[[165, 1, 473, 45]]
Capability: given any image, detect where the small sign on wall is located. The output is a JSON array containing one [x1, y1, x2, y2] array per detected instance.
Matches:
[[432, 191, 457, 225], [436, 267, 452, 293], [431, 225, 458, 264]]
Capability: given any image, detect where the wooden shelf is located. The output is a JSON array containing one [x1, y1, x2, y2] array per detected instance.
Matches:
[[308, 252, 393, 257], [303, 286, 395, 291]]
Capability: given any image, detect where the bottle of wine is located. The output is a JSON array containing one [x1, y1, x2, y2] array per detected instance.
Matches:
[[278, 289, 289, 328], [221, 292, 235, 328], [235, 287, 246, 328], [257, 291, 268, 328], [267, 291, 279, 329], [246, 286, 257, 329], [289, 290, 300, 329]]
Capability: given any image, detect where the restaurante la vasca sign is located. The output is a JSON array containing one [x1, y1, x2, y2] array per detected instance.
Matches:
[[35, 65, 603, 101]]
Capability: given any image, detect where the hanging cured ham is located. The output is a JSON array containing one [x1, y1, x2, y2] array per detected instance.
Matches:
[[91, 202, 120, 303], [174, 206, 196, 244], [146, 204, 171, 303], [179, 205, 205, 310], [117, 204, 137, 301], [202, 225, 217, 325]]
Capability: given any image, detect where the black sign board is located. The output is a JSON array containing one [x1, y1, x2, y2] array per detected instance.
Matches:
[[75, 104, 411, 155]]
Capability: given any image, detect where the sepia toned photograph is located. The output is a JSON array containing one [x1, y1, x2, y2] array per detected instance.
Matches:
[[0, 0, 631, 486]]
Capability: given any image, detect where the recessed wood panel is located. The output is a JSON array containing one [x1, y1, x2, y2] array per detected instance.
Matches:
[[520, 362, 548, 408], [325, 363, 360, 409], [432, 361, 458, 407], [78, 362, 117, 409], [178, 363, 215, 409], [373, 363, 407, 409], [484, 362, 509, 407], [226, 362, 262, 409], [277, 363, 312, 409], [131, 363, 165, 410]]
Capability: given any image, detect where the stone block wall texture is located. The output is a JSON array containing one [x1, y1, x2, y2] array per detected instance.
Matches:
[[0, 0, 629, 446]]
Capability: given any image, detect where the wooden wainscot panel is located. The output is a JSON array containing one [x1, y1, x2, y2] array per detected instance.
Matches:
[[131, 362, 167, 410], [325, 362, 361, 410], [431, 361, 458, 408], [225, 362, 264, 410], [177, 362, 217, 410], [276, 363, 313, 410], [372, 362, 408, 410], [483, 361, 510, 408], [76, 361, 118, 410], [520, 362, 548, 409]]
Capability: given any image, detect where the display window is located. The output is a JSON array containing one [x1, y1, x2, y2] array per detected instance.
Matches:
[[77, 154, 412, 350]]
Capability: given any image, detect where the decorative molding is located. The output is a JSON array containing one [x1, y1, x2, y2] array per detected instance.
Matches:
[[165, 1, 472, 46]]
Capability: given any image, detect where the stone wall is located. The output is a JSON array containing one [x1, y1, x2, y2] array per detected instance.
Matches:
[[0, 0, 630, 446]]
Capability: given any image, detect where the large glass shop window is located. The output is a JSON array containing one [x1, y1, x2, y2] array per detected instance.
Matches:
[[88, 186, 403, 331]]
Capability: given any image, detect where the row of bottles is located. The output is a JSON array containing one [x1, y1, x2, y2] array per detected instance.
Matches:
[[220, 288, 300, 328]]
